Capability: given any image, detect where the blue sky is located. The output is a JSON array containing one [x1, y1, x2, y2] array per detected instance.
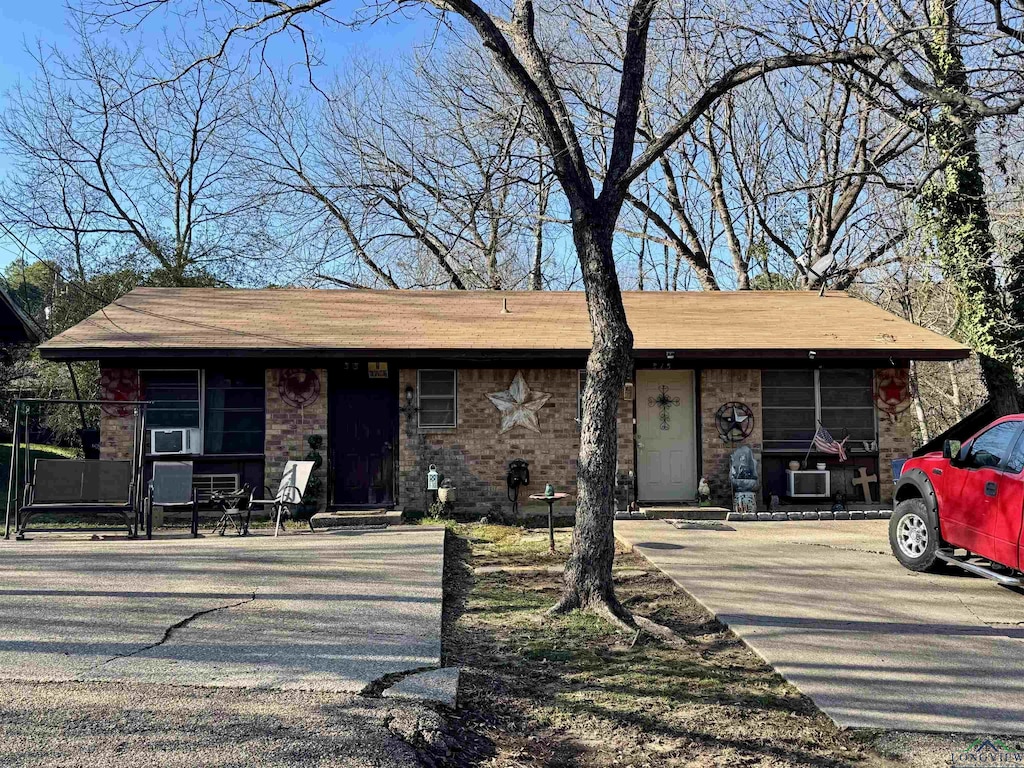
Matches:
[[0, 0, 436, 275], [0, 1, 70, 274]]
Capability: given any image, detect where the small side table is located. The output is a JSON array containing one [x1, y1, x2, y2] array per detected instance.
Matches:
[[529, 492, 571, 553]]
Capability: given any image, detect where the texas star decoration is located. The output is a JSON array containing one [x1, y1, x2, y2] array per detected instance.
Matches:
[[716, 402, 753, 442], [487, 372, 553, 433]]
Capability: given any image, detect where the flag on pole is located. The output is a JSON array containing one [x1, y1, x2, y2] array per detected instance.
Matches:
[[813, 423, 848, 462]]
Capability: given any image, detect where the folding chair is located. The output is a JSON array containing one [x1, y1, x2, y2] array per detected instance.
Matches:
[[212, 485, 255, 536], [148, 461, 198, 538], [250, 461, 315, 537]]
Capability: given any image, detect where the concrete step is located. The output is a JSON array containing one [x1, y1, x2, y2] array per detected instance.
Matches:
[[639, 506, 729, 521], [312, 509, 404, 529]]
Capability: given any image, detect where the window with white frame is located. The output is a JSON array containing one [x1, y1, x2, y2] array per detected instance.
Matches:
[[418, 370, 457, 428], [140, 370, 201, 431], [762, 369, 876, 453]]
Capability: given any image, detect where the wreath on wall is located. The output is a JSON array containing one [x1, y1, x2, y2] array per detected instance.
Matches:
[[715, 401, 755, 443], [99, 369, 140, 417], [278, 368, 321, 409], [875, 369, 912, 417]]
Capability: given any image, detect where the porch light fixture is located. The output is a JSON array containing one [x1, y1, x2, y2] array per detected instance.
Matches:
[[400, 385, 418, 422], [665, 351, 675, 360]]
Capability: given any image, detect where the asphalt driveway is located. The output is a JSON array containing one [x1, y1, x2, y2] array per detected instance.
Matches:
[[616, 519, 1024, 735], [0, 527, 445, 692]]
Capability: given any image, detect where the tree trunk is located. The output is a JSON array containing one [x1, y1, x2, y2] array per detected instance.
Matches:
[[948, 360, 963, 416], [980, 354, 1019, 416], [554, 211, 635, 628], [910, 360, 930, 443], [531, 152, 548, 291], [918, 0, 1020, 416]]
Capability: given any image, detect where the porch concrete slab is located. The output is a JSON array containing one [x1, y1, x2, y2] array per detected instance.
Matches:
[[616, 519, 1024, 735], [0, 527, 445, 692]]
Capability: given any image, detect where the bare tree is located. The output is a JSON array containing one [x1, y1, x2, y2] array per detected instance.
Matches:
[[87, 0, 1024, 625], [621, 67, 918, 291], [0, 35, 277, 287], [246, 52, 553, 290]]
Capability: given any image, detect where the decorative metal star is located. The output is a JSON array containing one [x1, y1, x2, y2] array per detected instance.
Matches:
[[879, 379, 907, 405], [726, 406, 749, 432], [487, 372, 552, 433], [716, 401, 754, 442]]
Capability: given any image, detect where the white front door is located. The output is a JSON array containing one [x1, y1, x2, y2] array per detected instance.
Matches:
[[636, 369, 697, 502]]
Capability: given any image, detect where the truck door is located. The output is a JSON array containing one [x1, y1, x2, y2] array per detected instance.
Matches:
[[1002, 431, 1024, 571], [948, 419, 1024, 568]]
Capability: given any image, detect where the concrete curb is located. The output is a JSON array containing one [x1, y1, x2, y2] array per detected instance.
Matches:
[[725, 509, 891, 522]]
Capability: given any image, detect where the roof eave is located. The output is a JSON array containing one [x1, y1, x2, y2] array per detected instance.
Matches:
[[37, 345, 971, 363]]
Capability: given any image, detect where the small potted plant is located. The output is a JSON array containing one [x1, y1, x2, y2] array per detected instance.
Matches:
[[437, 479, 456, 505], [297, 434, 324, 520]]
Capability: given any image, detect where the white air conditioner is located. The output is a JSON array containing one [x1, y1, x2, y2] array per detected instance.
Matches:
[[150, 428, 201, 455], [785, 469, 830, 498]]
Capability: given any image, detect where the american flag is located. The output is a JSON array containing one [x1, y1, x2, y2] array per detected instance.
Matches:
[[813, 424, 848, 461]]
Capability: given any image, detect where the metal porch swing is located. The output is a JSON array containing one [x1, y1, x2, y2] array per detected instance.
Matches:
[[4, 398, 152, 541]]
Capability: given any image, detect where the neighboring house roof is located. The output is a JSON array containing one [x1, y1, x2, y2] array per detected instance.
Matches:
[[0, 285, 41, 345], [37, 287, 969, 361]]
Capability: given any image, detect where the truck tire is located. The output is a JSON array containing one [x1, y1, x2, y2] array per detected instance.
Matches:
[[889, 498, 943, 572]]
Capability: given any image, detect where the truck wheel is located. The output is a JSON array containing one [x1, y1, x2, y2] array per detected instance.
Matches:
[[889, 499, 942, 572]]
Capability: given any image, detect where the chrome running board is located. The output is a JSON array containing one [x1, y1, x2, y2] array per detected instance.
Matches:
[[936, 551, 1023, 586]]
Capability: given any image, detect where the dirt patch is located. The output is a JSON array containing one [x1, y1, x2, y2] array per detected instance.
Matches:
[[434, 523, 903, 767]]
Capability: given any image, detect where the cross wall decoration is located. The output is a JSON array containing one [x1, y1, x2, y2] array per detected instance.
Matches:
[[648, 385, 680, 430]]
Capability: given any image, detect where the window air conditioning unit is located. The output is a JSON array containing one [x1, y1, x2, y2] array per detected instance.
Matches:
[[193, 473, 239, 503], [785, 469, 830, 498], [150, 428, 201, 455]]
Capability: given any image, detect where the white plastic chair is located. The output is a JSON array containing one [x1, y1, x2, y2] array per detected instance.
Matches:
[[249, 461, 315, 536]]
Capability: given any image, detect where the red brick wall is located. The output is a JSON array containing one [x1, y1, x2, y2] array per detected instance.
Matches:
[[265, 368, 329, 511], [398, 367, 634, 518], [99, 367, 140, 461], [876, 367, 914, 502], [96, 363, 908, 514], [697, 367, 909, 506], [699, 369, 764, 504]]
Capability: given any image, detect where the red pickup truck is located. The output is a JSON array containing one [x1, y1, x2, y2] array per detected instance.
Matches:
[[891, 415, 1024, 585]]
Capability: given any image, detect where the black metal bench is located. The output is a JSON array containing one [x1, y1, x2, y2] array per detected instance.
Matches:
[[17, 459, 137, 539]]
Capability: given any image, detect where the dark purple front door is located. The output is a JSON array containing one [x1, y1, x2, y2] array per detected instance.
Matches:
[[329, 364, 397, 507]]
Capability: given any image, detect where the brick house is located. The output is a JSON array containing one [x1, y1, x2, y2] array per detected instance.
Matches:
[[38, 288, 968, 517]]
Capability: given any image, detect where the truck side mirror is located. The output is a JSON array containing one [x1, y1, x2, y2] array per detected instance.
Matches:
[[943, 439, 962, 461]]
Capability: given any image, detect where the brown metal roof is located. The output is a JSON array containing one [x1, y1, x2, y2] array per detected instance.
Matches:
[[37, 287, 969, 361]]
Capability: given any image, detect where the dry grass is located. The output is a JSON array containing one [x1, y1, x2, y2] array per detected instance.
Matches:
[[437, 523, 897, 768]]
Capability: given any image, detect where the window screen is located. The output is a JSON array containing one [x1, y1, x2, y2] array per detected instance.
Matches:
[[205, 369, 265, 454], [762, 370, 816, 451], [819, 369, 876, 446], [418, 370, 457, 428], [762, 369, 877, 453], [141, 371, 200, 430]]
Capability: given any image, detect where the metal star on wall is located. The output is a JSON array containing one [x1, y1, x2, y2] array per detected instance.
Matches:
[[487, 372, 552, 434]]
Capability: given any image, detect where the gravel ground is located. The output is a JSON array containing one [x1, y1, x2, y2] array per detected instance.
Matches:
[[863, 730, 1024, 768], [0, 680, 445, 768]]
